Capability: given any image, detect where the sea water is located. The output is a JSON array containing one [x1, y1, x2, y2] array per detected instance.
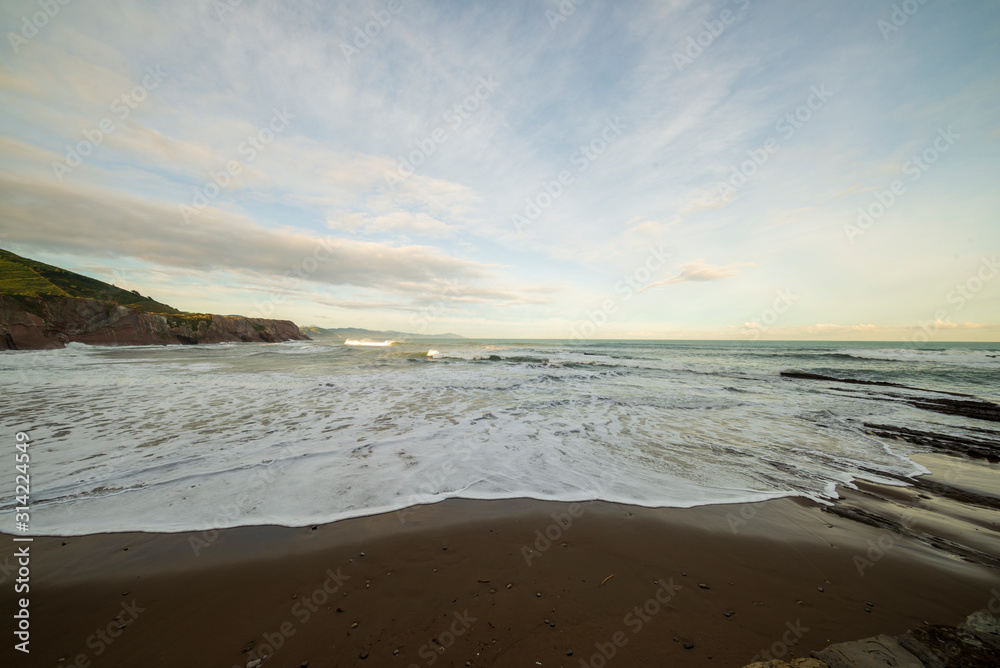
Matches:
[[1, 339, 997, 535]]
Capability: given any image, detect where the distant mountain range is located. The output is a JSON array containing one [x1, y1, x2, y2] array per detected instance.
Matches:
[[302, 326, 466, 341]]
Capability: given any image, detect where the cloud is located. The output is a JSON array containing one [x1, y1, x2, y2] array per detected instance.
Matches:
[[328, 211, 457, 238], [639, 259, 754, 292], [0, 171, 523, 304]]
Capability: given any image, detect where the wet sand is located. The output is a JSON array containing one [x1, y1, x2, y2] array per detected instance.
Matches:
[[2, 455, 998, 668]]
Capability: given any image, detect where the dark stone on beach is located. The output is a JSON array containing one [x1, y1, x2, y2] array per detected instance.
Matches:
[[351, 622, 358, 628], [359, 551, 365, 556], [778, 371, 963, 395], [566, 649, 573, 656], [862, 422, 1000, 462], [698, 583, 710, 589], [673, 637, 679, 642], [779, 371, 1000, 422], [724, 610, 735, 617], [865, 600, 874, 607], [817, 586, 824, 592], [683, 642, 694, 649], [681, 572, 687, 576], [311, 525, 317, 530], [393, 649, 399, 655], [808, 609, 1000, 668], [359, 649, 368, 659], [536, 592, 542, 597], [825, 488, 1000, 569], [865, 607, 872, 613]]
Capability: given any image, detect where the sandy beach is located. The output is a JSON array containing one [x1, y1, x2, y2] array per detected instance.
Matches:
[[3, 453, 997, 668]]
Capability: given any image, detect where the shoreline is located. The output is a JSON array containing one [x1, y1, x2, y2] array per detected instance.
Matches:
[[3, 454, 998, 667]]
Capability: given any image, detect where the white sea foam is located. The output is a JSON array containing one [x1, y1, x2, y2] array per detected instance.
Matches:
[[0, 340, 993, 535]]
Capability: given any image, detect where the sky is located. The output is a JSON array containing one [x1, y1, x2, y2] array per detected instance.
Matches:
[[1, 0, 998, 340]]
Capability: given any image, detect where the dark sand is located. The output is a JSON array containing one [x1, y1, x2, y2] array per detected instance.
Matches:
[[3, 455, 998, 668]]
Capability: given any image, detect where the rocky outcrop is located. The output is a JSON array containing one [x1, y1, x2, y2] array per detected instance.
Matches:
[[779, 372, 1000, 422], [0, 294, 309, 350], [741, 609, 1000, 667]]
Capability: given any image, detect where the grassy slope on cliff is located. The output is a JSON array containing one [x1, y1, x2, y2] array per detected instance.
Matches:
[[0, 249, 184, 314]]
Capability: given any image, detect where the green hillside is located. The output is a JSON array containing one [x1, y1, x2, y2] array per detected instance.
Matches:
[[0, 248, 183, 314]]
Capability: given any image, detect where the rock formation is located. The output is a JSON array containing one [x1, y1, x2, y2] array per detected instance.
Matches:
[[0, 294, 309, 350]]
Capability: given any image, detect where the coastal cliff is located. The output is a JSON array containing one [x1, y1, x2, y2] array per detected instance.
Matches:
[[0, 294, 309, 350], [0, 248, 309, 350]]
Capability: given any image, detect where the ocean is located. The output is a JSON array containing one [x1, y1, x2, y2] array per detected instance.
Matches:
[[2, 339, 997, 535]]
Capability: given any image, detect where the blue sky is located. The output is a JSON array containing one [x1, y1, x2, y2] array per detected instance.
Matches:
[[1, 0, 998, 339]]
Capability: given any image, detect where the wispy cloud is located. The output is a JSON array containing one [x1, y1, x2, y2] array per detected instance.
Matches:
[[0, 0, 997, 337], [639, 259, 754, 292]]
